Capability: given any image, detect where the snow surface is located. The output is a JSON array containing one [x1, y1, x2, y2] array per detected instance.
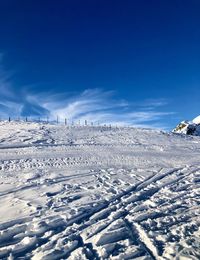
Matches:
[[0, 121, 199, 259], [193, 115, 200, 125]]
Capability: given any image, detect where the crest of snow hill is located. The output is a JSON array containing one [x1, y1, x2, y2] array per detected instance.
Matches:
[[173, 115, 200, 135]]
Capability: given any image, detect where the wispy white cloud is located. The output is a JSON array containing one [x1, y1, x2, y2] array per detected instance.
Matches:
[[42, 89, 128, 120], [140, 98, 168, 108], [0, 54, 174, 129], [38, 89, 174, 128], [0, 54, 23, 117]]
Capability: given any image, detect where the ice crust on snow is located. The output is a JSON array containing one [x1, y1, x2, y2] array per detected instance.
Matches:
[[0, 121, 199, 259]]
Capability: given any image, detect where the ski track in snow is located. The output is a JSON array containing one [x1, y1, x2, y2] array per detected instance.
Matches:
[[0, 122, 199, 259]]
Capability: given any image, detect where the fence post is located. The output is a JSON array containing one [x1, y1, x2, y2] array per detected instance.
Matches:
[[65, 118, 67, 125], [9, 116, 11, 122]]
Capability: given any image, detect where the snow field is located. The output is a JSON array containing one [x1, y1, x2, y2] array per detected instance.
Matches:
[[0, 122, 199, 259]]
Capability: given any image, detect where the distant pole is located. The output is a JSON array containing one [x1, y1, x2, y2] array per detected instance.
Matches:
[[57, 116, 59, 124], [9, 116, 11, 122], [65, 118, 67, 125], [25, 117, 28, 122], [47, 117, 49, 123], [85, 120, 87, 126]]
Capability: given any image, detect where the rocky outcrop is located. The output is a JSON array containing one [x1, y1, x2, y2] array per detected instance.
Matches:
[[173, 116, 200, 136]]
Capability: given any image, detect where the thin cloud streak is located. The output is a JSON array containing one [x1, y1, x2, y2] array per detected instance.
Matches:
[[0, 56, 174, 129], [41, 89, 174, 128]]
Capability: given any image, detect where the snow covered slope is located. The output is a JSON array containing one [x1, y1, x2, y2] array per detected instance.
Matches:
[[0, 121, 199, 259]]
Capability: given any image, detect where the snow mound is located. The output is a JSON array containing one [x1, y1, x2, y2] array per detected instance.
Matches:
[[173, 115, 200, 135]]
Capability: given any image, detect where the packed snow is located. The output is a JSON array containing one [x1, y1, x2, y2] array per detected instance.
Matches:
[[0, 121, 199, 259]]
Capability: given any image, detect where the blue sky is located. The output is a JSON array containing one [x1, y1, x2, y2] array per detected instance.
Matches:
[[0, 0, 200, 129]]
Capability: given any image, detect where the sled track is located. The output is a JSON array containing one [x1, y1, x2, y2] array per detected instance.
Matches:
[[0, 166, 199, 259], [0, 141, 160, 151], [0, 156, 103, 172], [0, 153, 148, 173]]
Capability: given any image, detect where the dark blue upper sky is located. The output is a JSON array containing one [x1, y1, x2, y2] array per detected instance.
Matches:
[[0, 0, 200, 128]]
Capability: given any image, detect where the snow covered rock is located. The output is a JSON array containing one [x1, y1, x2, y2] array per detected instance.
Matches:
[[173, 115, 200, 135]]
